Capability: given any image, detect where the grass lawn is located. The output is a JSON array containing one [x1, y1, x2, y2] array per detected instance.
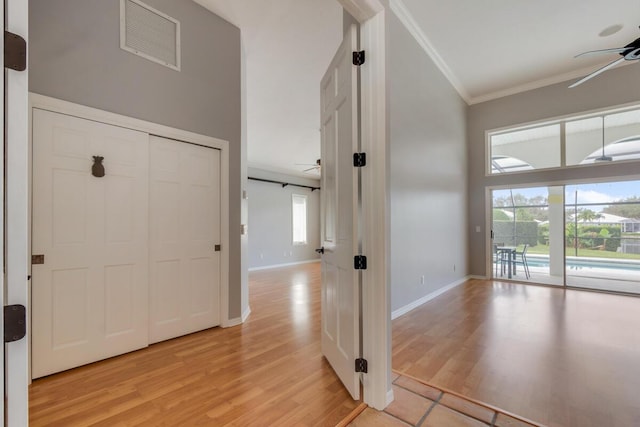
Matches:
[[525, 244, 640, 260]]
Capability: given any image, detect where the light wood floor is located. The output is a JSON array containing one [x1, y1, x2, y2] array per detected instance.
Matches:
[[29, 263, 359, 426], [393, 279, 640, 427]]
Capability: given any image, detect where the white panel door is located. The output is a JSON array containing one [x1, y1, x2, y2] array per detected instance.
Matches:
[[149, 136, 221, 344], [32, 109, 149, 378], [320, 24, 360, 399]]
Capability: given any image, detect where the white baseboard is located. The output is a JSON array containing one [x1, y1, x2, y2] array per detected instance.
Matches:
[[391, 276, 471, 320], [468, 275, 487, 280], [241, 305, 251, 322], [248, 259, 320, 272], [386, 388, 395, 407], [222, 305, 252, 328]]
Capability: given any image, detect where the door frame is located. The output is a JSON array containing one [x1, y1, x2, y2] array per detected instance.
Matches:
[[6, 0, 30, 424], [337, 0, 392, 410], [28, 93, 232, 365]]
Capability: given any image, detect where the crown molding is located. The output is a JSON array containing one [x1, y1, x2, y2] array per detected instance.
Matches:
[[389, 0, 471, 104], [467, 60, 634, 105]]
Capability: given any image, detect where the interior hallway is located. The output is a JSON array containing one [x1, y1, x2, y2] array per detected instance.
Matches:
[[393, 279, 640, 427], [29, 263, 358, 426]]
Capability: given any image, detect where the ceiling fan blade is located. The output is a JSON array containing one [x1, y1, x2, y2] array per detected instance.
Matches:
[[302, 166, 319, 172], [569, 56, 627, 88], [574, 47, 627, 58]]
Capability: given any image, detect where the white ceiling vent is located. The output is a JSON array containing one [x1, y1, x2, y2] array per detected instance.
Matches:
[[120, 0, 181, 71]]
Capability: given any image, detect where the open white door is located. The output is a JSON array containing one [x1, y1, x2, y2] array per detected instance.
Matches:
[[319, 24, 361, 400]]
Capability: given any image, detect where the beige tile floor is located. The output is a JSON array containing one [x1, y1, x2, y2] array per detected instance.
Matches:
[[348, 372, 542, 427]]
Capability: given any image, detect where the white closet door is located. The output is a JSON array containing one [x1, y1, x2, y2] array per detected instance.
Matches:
[[32, 109, 149, 378], [149, 136, 221, 343]]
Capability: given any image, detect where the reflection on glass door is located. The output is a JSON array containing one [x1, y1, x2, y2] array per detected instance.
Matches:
[[491, 186, 564, 286], [565, 181, 640, 294]]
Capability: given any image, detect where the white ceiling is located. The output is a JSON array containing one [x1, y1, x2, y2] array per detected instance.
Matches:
[[194, 0, 343, 179], [194, 0, 640, 177], [396, 0, 640, 104]]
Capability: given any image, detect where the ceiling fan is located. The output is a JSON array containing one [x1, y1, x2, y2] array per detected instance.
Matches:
[[569, 29, 640, 88], [295, 159, 321, 174]]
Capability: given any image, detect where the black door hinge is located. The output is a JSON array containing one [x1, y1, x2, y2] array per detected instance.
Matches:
[[354, 255, 367, 270], [4, 304, 26, 343], [4, 31, 26, 71], [353, 50, 365, 66], [355, 358, 368, 373], [353, 152, 367, 167]]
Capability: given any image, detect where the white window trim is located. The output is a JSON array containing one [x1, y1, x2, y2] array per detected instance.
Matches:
[[292, 193, 308, 245], [485, 101, 640, 177]]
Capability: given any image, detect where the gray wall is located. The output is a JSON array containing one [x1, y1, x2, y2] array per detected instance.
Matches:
[[247, 168, 320, 269], [388, 12, 468, 313], [468, 64, 640, 276], [29, 0, 244, 318]]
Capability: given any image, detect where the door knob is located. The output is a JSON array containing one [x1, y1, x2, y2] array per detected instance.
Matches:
[[315, 247, 324, 254]]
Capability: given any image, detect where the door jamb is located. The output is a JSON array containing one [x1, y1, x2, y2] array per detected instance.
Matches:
[[6, 0, 30, 424], [337, 0, 392, 410]]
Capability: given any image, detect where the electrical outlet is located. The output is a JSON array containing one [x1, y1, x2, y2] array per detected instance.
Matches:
[[453, 264, 456, 272], [420, 275, 425, 285]]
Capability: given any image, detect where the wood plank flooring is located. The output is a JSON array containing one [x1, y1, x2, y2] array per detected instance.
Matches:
[[30, 264, 640, 426], [29, 263, 359, 426], [393, 279, 640, 427]]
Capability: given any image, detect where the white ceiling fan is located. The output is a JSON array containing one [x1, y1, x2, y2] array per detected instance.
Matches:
[[295, 158, 321, 174], [570, 29, 640, 88]]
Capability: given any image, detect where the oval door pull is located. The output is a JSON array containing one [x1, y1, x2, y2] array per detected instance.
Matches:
[[315, 247, 324, 254]]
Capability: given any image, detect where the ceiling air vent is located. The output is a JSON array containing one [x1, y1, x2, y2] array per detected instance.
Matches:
[[120, 0, 181, 71]]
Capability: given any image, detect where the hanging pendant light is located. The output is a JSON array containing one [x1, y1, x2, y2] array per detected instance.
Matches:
[[594, 118, 612, 162]]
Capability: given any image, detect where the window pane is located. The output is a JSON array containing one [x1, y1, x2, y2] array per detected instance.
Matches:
[[566, 117, 603, 165], [564, 180, 640, 294], [567, 110, 640, 165], [292, 194, 307, 244], [490, 124, 561, 174]]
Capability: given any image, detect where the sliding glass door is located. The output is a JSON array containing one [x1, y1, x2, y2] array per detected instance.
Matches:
[[491, 180, 640, 294], [565, 181, 640, 294], [491, 186, 564, 286]]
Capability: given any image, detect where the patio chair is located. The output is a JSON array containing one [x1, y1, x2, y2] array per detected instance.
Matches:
[[513, 243, 530, 279], [493, 242, 505, 276]]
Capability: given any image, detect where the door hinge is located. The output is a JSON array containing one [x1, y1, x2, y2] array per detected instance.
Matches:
[[354, 255, 367, 270], [4, 304, 26, 343], [353, 50, 365, 66], [353, 152, 367, 167], [4, 31, 27, 71], [355, 358, 368, 373], [214, 244, 221, 252]]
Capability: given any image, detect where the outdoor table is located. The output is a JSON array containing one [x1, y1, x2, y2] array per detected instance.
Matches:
[[496, 246, 517, 278]]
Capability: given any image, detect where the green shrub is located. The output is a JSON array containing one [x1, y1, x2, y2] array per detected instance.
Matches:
[[492, 221, 538, 247]]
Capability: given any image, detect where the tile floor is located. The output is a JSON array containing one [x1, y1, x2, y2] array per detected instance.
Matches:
[[348, 372, 542, 427]]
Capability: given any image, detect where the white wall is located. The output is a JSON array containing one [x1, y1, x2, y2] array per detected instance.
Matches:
[[247, 168, 320, 269], [388, 11, 468, 313]]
